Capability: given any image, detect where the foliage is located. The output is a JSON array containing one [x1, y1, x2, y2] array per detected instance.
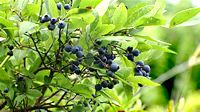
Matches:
[[0, 0, 199, 111]]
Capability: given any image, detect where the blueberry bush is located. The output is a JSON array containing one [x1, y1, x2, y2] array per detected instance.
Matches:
[[0, 0, 200, 111]]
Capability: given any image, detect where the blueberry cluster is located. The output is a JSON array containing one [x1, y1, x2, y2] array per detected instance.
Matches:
[[65, 44, 84, 75], [125, 46, 140, 61], [134, 61, 150, 79], [95, 79, 118, 91], [56, 3, 71, 10], [7, 45, 14, 56], [40, 14, 66, 30]]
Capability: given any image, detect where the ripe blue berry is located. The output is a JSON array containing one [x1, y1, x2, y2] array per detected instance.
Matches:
[[48, 24, 55, 30], [9, 45, 14, 50], [93, 60, 100, 64], [106, 59, 112, 65], [127, 46, 133, 53], [141, 70, 147, 76], [132, 49, 140, 56], [98, 48, 106, 55], [136, 60, 144, 66], [64, 4, 71, 10], [4, 88, 9, 93], [99, 62, 105, 68], [77, 45, 83, 51], [75, 68, 81, 75], [110, 63, 119, 72], [95, 84, 102, 91], [7, 50, 13, 56], [134, 72, 143, 76], [76, 51, 84, 58], [69, 65, 76, 71], [51, 18, 58, 24], [71, 46, 79, 54], [107, 71, 114, 77], [113, 79, 118, 85], [40, 17, 46, 23], [44, 14, 51, 22], [57, 3, 62, 10], [71, 60, 79, 66], [58, 21, 66, 29], [127, 53, 134, 61], [142, 65, 150, 73], [101, 56, 107, 62], [101, 80, 108, 88], [134, 65, 141, 72], [108, 83, 114, 89], [95, 39, 102, 45], [17, 75, 24, 81], [65, 44, 72, 52]]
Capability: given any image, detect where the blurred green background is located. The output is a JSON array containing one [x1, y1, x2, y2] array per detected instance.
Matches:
[[116, 0, 200, 112]]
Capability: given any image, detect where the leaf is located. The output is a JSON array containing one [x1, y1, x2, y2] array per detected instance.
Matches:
[[171, 15, 200, 27], [61, 78, 72, 89], [0, 11, 6, 18], [150, 0, 166, 18], [127, 2, 147, 18], [133, 35, 171, 45], [67, 8, 93, 18], [0, 16, 15, 38], [128, 76, 160, 86], [79, 0, 102, 8], [95, 0, 110, 17], [90, 10, 100, 32], [60, 4, 66, 19], [125, 5, 154, 27], [72, 0, 81, 8], [99, 90, 121, 106], [19, 21, 38, 35], [135, 41, 152, 52], [0, 67, 12, 84], [71, 104, 84, 112], [13, 49, 27, 61], [13, 0, 29, 11], [135, 17, 166, 28], [170, 7, 200, 28], [29, 58, 41, 73], [123, 83, 133, 100], [100, 36, 137, 42], [14, 95, 26, 105], [111, 3, 127, 32], [84, 53, 94, 66], [44, 0, 59, 17], [26, 89, 43, 97], [105, 89, 121, 105], [152, 45, 177, 54], [44, 76, 51, 84], [22, 4, 40, 16], [71, 84, 93, 98]]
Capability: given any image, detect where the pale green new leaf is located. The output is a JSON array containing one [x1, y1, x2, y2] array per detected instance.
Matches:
[[150, 0, 166, 18], [95, 0, 110, 17], [79, 0, 102, 8], [135, 17, 166, 28], [152, 45, 177, 54], [67, 8, 93, 18], [128, 76, 160, 86], [44, 0, 59, 17]]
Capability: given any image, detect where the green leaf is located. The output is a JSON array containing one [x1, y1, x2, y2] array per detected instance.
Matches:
[[125, 5, 154, 27], [60, 4, 66, 19], [116, 67, 133, 79], [123, 83, 133, 100], [99, 90, 121, 106], [19, 21, 38, 35], [67, 8, 93, 18], [14, 95, 26, 105], [71, 104, 84, 112], [0, 16, 15, 38], [84, 53, 94, 66], [13, 0, 29, 11], [111, 3, 127, 32], [29, 57, 41, 73], [150, 0, 166, 18], [22, 4, 40, 16], [61, 78, 72, 89], [105, 89, 121, 105], [90, 10, 100, 33], [79, 0, 102, 8], [95, 0, 110, 17], [172, 15, 200, 27], [71, 84, 93, 98], [152, 45, 177, 54], [100, 36, 137, 42], [44, 76, 51, 84], [135, 41, 153, 52], [26, 89, 43, 97], [128, 76, 160, 86], [127, 2, 147, 18], [0, 11, 6, 18], [13, 49, 27, 61], [133, 35, 171, 45], [135, 17, 166, 28], [170, 7, 200, 28], [0, 67, 12, 84], [72, 0, 81, 8], [44, 0, 59, 17]]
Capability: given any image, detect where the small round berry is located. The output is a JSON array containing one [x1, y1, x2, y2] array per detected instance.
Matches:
[[40, 17, 46, 23], [142, 65, 151, 73], [75, 68, 81, 75], [112, 79, 118, 85], [110, 63, 119, 72], [107, 71, 114, 77], [93, 60, 100, 64], [17, 75, 24, 81], [58, 21, 66, 29], [132, 49, 140, 56], [76, 51, 84, 58], [48, 24, 56, 30], [69, 65, 76, 71], [134, 65, 141, 72], [94, 55, 99, 60], [136, 60, 144, 66], [108, 83, 114, 89], [9, 45, 14, 50], [106, 59, 112, 65], [98, 48, 106, 55], [77, 45, 83, 51], [71, 60, 79, 66], [57, 3, 62, 10], [95, 84, 102, 91], [101, 80, 108, 88], [51, 18, 58, 24], [127, 53, 134, 61], [101, 56, 107, 62], [64, 4, 71, 10], [65, 44, 72, 52], [127, 46, 133, 53], [134, 72, 143, 76], [7, 50, 13, 56], [111, 54, 116, 60], [4, 88, 9, 93], [95, 39, 102, 45], [99, 62, 105, 68], [71, 46, 79, 54], [44, 14, 51, 22], [141, 70, 147, 76]]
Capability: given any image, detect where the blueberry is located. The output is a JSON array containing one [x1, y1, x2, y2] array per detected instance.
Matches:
[[142, 65, 150, 73], [9, 45, 14, 50], [107, 71, 114, 77], [94, 55, 100, 60], [57, 3, 62, 10], [134, 65, 141, 72], [98, 48, 106, 55], [125, 54, 128, 57], [7, 50, 13, 56], [136, 60, 144, 66], [141, 70, 147, 76], [112, 79, 118, 85], [101, 46, 107, 50], [71, 46, 79, 54], [101, 80, 108, 88], [146, 73, 149, 77], [48, 24, 56, 30], [92, 94, 96, 98], [44, 14, 51, 22], [51, 18, 58, 24], [95, 39, 102, 45], [58, 21, 66, 29], [108, 83, 114, 89], [101, 56, 107, 62], [105, 53, 112, 59], [106, 59, 112, 65], [76, 51, 84, 58], [75, 68, 81, 75], [64, 4, 71, 10], [4, 88, 9, 93], [88, 68, 95, 72], [127, 53, 134, 61], [99, 62, 105, 68], [71, 60, 79, 66], [111, 54, 115, 60], [132, 49, 140, 56], [93, 60, 100, 64], [35, 109, 41, 112], [134, 72, 143, 76], [77, 45, 83, 51], [65, 44, 72, 52], [69, 65, 76, 71], [110, 63, 119, 72], [95, 84, 102, 91], [40, 17, 46, 23], [17, 75, 24, 81], [127, 46, 133, 53]]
